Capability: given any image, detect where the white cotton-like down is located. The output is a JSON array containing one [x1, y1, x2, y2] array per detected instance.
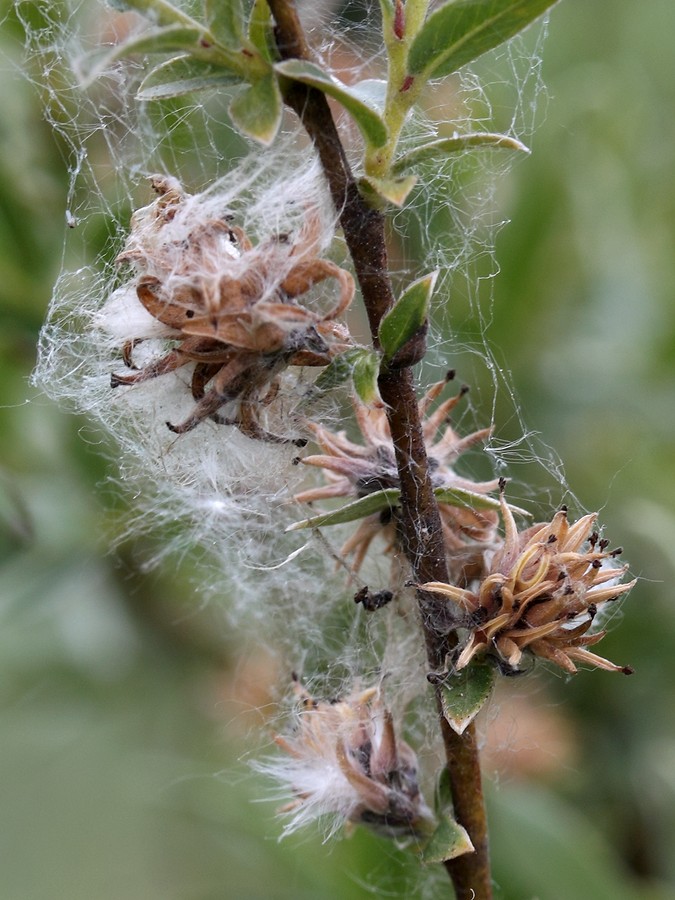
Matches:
[[259, 755, 363, 840], [94, 286, 176, 343], [255, 681, 434, 842], [33, 149, 360, 637]]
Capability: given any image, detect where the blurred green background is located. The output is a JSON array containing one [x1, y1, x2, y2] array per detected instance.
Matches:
[[1, 1, 674, 898]]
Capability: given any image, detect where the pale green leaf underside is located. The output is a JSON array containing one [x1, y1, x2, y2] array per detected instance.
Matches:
[[408, 0, 560, 80], [78, 26, 207, 85], [420, 814, 475, 864], [138, 55, 241, 100], [287, 490, 401, 532], [439, 659, 495, 735], [392, 132, 530, 174], [358, 174, 417, 208], [274, 59, 388, 148], [228, 73, 282, 145], [379, 270, 437, 361]]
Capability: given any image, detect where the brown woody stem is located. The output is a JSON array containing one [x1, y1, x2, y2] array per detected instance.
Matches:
[[268, 2, 491, 897]]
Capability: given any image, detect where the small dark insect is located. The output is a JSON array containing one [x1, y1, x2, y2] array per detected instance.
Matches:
[[354, 586, 394, 612]]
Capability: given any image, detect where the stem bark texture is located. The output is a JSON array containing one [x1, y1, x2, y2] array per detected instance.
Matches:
[[269, 3, 492, 896]]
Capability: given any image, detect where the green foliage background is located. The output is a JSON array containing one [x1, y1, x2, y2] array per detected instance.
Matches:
[[1, 2, 674, 898]]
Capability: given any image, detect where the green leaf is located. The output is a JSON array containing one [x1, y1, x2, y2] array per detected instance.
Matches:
[[358, 174, 417, 208], [288, 478, 528, 534], [438, 659, 495, 735], [408, 0, 560, 80], [420, 814, 474, 864], [228, 73, 282, 145], [205, 0, 246, 50], [352, 348, 382, 407], [379, 270, 437, 362], [248, 0, 275, 62], [305, 348, 368, 399], [78, 25, 207, 85], [274, 60, 388, 148], [287, 489, 401, 532], [137, 54, 241, 99], [392, 132, 530, 174]]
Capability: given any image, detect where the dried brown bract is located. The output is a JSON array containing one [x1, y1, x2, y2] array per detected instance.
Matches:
[[108, 176, 355, 443], [422, 482, 636, 675], [295, 373, 499, 572]]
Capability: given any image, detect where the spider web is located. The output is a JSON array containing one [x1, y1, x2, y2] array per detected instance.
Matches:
[[16, 1, 570, 883]]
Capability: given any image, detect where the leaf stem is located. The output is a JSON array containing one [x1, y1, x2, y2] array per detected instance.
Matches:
[[267, 2, 492, 896]]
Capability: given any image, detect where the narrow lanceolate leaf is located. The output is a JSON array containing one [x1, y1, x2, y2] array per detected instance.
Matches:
[[287, 489, 401, 532], [274, 60, 388, 148], [358, 174, 417, 209], [290, 486, 527, 534], [408, 0, 560, 80], [138, 55, 241, 100], [438, 659, 495, 735], [305, 348, 369, 399], [352, 348, 382, 407], [78, 26, 207, 85], [392, 132, 530, 174], [379, 270, 437, 362], [228, 73, 282, 145], [420, 815, 475, 864], [205, 0, 246, 50]]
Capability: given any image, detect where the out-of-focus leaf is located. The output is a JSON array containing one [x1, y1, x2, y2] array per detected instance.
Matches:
[[379, 270, 437, 362], [392, 132, 530, 174], [78, 26, 207, 85], [137, 54, 241, 100], [438, 659, 495, 735], [434, 767, 453, 816], [420, 814, 474, 864], [274, 60, 389, 148], [352, 348, 382, 406], [489, 784, 643, 900], [248, 0, 275, 61], [228, 73, 282, 145], [107, 0, 198, 28], [287, 489, 401, 532], [205, 0, 246, 50], [408, 0, 560, 80]]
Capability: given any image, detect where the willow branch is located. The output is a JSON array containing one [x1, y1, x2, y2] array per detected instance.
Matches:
[[268, 2, 491, 897]]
